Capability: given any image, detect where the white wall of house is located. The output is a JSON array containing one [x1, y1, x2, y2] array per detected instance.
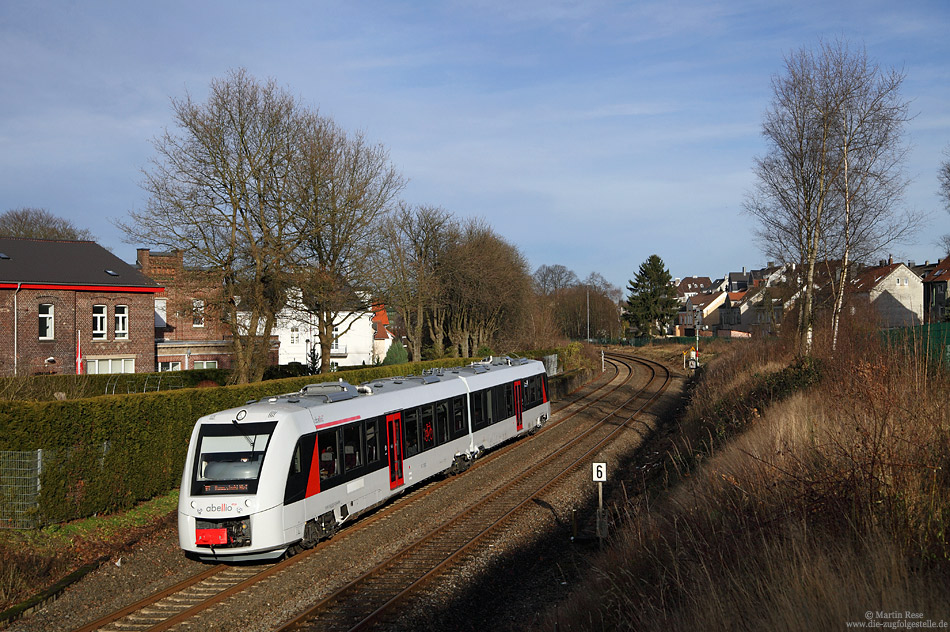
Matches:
[[274, 307, 378, 368], [867, 266, 923, 327]]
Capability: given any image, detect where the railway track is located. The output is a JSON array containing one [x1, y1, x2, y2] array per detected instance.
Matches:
[[276, 352, 669, 632], [68, 351, 663, 632]]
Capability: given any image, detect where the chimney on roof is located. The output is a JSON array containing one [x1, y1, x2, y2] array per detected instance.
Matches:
[[888, 255, 893, 265], [909, 260, 915, 268]]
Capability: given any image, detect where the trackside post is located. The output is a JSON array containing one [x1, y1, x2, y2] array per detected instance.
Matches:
[[593, 462, 607, 546]]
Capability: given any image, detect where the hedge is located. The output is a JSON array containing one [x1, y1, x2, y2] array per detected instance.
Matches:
[[0, 359, 471, 525], [0, 368, 231, 402]]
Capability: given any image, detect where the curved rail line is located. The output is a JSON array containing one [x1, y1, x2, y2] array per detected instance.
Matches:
[[69, 355, 635, 632], [275, 353, 670, 632]]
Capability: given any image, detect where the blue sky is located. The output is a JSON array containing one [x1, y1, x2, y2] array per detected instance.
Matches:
[[2, 1, 949, 292]]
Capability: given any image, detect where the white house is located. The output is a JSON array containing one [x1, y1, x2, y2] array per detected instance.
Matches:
[[852, 261, 923, 328], [273, 301, 392, 369]]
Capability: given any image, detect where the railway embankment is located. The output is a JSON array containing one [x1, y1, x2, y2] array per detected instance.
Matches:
[[0, 346, 601, 628], [538, 334, 950, 630]]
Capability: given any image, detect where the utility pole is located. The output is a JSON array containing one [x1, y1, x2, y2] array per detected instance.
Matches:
[[694, 304, 700, 355]]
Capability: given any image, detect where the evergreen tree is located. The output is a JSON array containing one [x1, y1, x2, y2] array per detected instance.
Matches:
[[625, 255, 678, 337], [382, 339, 409, 365]]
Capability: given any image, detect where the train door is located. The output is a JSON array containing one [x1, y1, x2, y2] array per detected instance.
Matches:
[[386, 412, 405, 489], [514, 380, 524, 431]]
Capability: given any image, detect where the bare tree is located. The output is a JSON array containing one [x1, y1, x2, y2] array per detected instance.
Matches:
[[293, 116, 405, 373], [826, 45, 914, 350], [747, 40, 914, 355], [119, 69, 304, 383], [376, 204, 453, 361], [533, 264, 579, 297], [439, 220, 532, 357], [552, 275, 622, 341], [940, 145, 950, 210], [939, 233, 950, 257], [0, 207, 95, 241]]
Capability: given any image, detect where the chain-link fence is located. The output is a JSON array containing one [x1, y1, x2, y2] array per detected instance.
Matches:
[[0, 449, 44, 529]]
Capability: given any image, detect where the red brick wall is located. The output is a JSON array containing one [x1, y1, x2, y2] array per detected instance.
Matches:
[[0, 288, 156, 376], [138, 249, 230, 343]]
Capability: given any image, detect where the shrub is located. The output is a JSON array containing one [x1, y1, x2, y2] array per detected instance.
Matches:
[[543, 330, 950, 630]]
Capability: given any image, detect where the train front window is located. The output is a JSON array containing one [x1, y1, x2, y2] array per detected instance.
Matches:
[[192, 421, 277, 495]]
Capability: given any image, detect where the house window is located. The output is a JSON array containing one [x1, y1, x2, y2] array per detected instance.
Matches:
[[193, 299, 205, 327], [85, 358, 135, 374], [290, 326, 300, 345], [115, 305, 129, 339], [193, 360, 218, 369], [331, 326, 339, 350], [155, 298, 167, 328], [93, 305, 107, 339], [38, 304, 54, 340], [159, 361, 182, 372]]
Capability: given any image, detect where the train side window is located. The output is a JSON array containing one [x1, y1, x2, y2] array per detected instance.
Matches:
[[525, 376, 538, 408], [524, 374, 546, 408], [452, 396, 467, 437], [504, 383, 514, 419], [343, 422, 363, 471], [435, 400, 449, 444], [284, 432, 316, 505], [318, 429, 340, 480], [420, 403, 435, 451], [365, 418, 380, 465], [492, 384, 509, 422], [485, 386, 500, 423], [472, 390, 486, 429], [405, 408, 420, 457]]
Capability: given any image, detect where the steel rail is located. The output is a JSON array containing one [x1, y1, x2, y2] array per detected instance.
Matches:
[[276, 353, 669, 632], [69, 564, 226, 632], [68, 356, 630, 632]]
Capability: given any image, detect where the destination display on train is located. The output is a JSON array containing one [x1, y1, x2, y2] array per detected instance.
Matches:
[[203, 483, 249, 493]]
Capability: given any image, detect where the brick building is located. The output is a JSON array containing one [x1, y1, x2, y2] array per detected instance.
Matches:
[[136, 249, 235, 371], [0, 238, 163, 376]]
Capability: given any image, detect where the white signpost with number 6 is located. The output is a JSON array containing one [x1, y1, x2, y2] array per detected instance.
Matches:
[[593, 462, 607, 543]]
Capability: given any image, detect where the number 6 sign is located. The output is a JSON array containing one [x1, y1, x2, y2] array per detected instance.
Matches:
[[592, 462, 607, 482]]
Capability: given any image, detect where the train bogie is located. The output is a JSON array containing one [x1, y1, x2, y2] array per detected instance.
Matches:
[[177, 357, 550, 561]]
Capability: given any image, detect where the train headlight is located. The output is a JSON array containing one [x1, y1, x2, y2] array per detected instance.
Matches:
[[190, 501, 197, 509], [245, 499, 252, 508]]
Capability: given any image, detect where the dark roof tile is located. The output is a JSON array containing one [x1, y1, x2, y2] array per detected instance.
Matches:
[[0, 238, 161, 290]]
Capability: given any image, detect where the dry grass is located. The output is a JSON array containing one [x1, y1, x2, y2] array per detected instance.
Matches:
[[0, 491, 178, 613], [543, 330, 950, 630]]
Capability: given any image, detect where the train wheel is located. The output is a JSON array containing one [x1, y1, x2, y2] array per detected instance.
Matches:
[[448, 455, 471, 476], [301, 519, 321, 549]]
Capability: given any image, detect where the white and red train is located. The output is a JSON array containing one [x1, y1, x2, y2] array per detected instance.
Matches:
[[178, 357, 550, 561]]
